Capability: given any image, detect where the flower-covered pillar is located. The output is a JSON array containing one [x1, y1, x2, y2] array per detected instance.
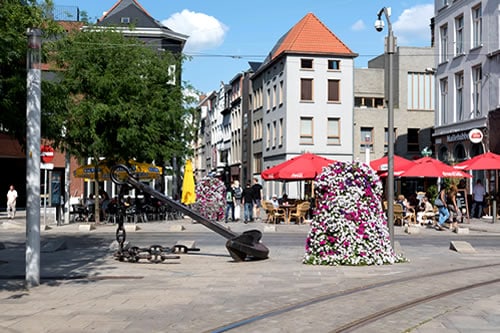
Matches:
[[193, 176, 226, 222], [304, 161, 403, 265]]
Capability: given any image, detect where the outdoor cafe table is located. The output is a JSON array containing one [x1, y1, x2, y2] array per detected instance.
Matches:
[[280, 203, 296, 224]]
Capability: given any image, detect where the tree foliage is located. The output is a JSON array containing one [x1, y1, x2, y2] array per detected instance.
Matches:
[[0, 0, 61, 144], [43, 27, 197, 165]]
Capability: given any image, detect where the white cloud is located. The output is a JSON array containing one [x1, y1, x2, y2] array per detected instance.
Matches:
[[162, 9, 228, 53], [393, 4, 434, 45], [351, 19, 365, 31]]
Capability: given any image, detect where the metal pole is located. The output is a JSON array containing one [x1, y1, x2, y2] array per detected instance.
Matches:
[[387, 25, 396, 249], [365, 135, 371, 165], [64, 151, 71, 224], [376, 7, 396, 250], [43, 169, 47, 226], [26, 28, 42, 287]]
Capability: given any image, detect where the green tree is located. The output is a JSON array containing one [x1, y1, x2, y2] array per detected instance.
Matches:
[[0, 0, 61, 144], [43, 27, 197, 220]]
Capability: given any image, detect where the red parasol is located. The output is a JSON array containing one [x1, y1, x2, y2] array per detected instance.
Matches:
[[261, 153, 335, 180], [454, 152, 500, 171], [399, 157, 471, 178], [370, 155, 416, 177]]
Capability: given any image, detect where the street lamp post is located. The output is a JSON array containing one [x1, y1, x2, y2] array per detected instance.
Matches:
[[375, 7, 397, 249]]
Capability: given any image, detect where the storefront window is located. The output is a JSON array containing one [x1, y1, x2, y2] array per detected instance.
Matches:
[[438, 146, 448, 162], [453, 143, 466, 163]]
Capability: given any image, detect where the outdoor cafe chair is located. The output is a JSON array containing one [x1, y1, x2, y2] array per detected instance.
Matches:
[[289, 201, 311, 224], [393, 203, 416, 226], [263, 201, 285, 224]]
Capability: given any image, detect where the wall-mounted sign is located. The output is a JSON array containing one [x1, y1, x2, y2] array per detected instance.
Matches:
[[468, 129, 483, 143]]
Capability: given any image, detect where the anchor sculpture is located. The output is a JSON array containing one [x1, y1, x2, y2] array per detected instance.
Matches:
[[110, 164, 270, 261]]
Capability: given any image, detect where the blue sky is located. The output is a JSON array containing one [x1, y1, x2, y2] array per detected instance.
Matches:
[[59, 0, 434, 94]]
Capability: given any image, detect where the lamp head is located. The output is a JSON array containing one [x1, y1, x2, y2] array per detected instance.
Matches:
[[374, 19, 384, 32]]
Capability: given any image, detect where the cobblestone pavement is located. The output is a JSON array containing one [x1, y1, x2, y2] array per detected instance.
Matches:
[[1, 211, 500, 332]]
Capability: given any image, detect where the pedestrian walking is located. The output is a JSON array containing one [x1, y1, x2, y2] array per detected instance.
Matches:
[[242, 181, 254, 223], [471, 179, 486, 218], [6, 185, 18, 219], [251, 178, 263, 221], [447, 184, 461, 231], [232, 180, 242, 221], [224, 185, 235, 223], [434, 184, 450, 231]]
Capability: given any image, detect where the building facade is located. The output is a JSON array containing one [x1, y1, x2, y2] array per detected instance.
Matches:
[[433, 0, 500, 190], [354, 47, 436, 162], [249, 13, 358, 199]]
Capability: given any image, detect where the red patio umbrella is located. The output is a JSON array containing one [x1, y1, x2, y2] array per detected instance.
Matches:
[[399, 157, 471, 178], [370, 155, 416, 177], [261, 153, 335, 180], [454, 152, 500, 171]]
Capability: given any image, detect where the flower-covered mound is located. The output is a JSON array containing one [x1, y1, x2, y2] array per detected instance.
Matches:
[[193, 176, 225, 222], [304, 161, 404, 266]]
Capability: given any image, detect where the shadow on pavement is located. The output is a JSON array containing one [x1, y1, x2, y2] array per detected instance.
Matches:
[[0, 233, 122, 292]]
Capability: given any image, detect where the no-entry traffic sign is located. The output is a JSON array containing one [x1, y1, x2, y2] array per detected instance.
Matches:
[[41, 145, 54, 163]]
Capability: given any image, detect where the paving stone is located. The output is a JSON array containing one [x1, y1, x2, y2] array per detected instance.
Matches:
[[405, 225, 421, 234], [449, 240, 476, 253], [170, 224, 186, 231], [124, 224, 140, 232], [78, 224, 96, 232], [454, 227, 469, 234]]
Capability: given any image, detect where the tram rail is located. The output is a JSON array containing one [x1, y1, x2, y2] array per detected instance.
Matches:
[[206, 262, 500, 332]]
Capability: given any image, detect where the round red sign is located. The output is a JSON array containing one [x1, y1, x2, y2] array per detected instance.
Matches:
[[468, 129, 483, 144], [41, 145, 55, 163]]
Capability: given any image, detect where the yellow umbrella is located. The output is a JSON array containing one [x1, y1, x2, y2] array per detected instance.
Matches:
[[181, 160, 196, 204], [74, 159, 162, 181]]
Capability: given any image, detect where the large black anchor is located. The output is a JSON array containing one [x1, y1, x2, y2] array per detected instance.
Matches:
[[110, 164, 270, 261]]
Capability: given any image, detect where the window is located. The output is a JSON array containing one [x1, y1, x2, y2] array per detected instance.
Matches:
[[272, 121, 277, 147], [266, 88, 271, 111], [279, 118, 283, 146], [253, 154, 262, 174], [300, 117, 313, 144], [328, 60, 340, 70], [407, 128, 420, 152], [121, 17, 130, 24], [472, 65, 482, 117], [327, 118, 340, 145], [327, 79, 340, 102], [455, 15, 464, 55], [384, 128, 396, 153], [279, 81, 283, 105], [266, 123, 271, 149], [272, 85, 277, 109], [300, 78, 313, 101], [472, 5, 482, 48], [360, 127, 373, 151], [301, 59, 313, 69], [440, 24, 448, 63], [354, 97, 384, 108], [455, 72, 464, 120], [440, 78, 448, 124], [407, 72, 434, 110]]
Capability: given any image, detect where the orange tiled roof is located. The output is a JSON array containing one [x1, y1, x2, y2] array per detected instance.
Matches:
[[270, 13, 356, 60]]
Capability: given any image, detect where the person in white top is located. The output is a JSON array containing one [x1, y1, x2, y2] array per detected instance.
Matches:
[[471, 179, 486, 218], [6, 185, 18, 219]]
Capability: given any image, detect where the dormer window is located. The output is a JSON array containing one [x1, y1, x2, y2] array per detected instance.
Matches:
[[121, 17, 130, 24]]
